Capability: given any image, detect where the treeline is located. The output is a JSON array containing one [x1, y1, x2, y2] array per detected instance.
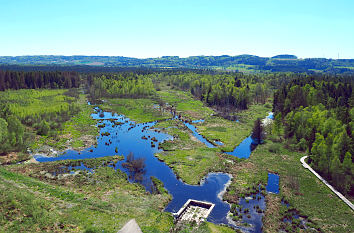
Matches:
[[87, 74, 156, 99], [155, 72, 290, 110], [0, 70, 81, 91], [167, 73, 252, 109], [273, 77, 354, 195]]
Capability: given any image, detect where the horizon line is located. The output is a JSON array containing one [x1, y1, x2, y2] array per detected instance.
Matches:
[[0, 54, 353, 60]]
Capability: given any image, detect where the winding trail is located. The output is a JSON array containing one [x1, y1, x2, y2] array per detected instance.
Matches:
[[300, 156, 354, 211]]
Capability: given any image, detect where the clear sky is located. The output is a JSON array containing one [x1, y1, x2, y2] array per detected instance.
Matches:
[[1, 0, 353, 58]]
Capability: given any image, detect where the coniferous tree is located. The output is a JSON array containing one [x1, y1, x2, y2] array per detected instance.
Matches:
[[251, 118, 264, 144]]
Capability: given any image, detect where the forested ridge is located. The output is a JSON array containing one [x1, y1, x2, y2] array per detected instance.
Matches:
[[273, 77, 354, 195], [1, 55, 354, 74]]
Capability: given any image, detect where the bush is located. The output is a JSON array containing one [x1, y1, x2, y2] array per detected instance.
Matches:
[[297, 138, 307, 151], [264, 103, 272, 108], [268, 143, 281, 153]]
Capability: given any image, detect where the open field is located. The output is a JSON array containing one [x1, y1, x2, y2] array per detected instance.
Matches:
[[157, 90, 215, 120], [30, 93, 98, 152], [100, 98, 172, 123], [197, 104, 271, 151], [156, 148, 225, 185], [1, 156, 174, 233]]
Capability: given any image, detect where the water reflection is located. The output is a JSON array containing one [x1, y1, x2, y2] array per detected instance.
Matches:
[[35, 107, 232, 225], [266, 173, 279, 194], [225, 136, 258, 159]]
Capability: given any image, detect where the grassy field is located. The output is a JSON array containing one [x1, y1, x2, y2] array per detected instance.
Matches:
[[1, 156, 174, 233], [100, 98, 172, 123], [0, 89, 76, 118], [156, 148, 226, 185], [61, 94, 98, 150], [158, 90, 215, 120], [31, 94, 98, 152], [197, 104, 272, 151]]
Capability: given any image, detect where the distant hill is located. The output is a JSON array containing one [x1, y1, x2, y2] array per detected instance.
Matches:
[[272, 54, 298, 59], [0, 55, 354, 74]]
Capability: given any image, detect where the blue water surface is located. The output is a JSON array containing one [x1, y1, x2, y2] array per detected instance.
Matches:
[[35, 108, 231, 225], [183, 122, 216, 148], [225, 136, 257, 159], [266, 173, 279, 194]]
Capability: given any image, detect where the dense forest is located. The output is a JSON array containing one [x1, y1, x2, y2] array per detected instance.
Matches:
[[273, 77, 354, 195], [87, 74, 156, 99], [0, 70, 81, 91], [88, 71, 273, 110], [158, 72, 303, 110]]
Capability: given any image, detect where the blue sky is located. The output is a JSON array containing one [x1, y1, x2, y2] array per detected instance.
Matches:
[[0, 0, 353, 58]]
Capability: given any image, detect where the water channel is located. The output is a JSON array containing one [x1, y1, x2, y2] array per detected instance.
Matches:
[[35, 105, 273, 232], [36, 107, 232, 225]]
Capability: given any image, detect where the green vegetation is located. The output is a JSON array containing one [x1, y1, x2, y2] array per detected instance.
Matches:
[[155, 119, 205, 151], [0, 70, 80, 91], [61, 94, 98, 150], [234, 140, 354, 232], [158, 89, 214, 119], [153, 100, 270, 185], [173, 221, 239, 233], [2, 55, 354, 74], [0, 89, 82, 154], [88, 74, 156, 99], [1, 156, 174, 233], [156, 148, 226, 185], [198, 104, 271, 151], [159, 72, 270, 110], [0, 88, 98, 162], [100, 98, 171, 123], [273, 77, 354, 196], [0, 68, 353, 232]]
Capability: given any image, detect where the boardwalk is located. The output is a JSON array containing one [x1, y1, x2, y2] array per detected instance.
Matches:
[[300, 156, 354, 211]]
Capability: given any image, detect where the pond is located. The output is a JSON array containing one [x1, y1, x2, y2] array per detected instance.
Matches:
[[266, 173, 279, 194], [224, 136, 257, 159], [237, 188, 266, 233], [35, 107, 232, 225], [224, 112, 273, 159]]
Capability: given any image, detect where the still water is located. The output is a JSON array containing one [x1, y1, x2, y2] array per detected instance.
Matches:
[[36, 108, 231, 225], [35, 106, 272, 232]]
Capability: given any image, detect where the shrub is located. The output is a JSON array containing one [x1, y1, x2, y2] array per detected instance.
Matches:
[[268, 143, 281, 153], [264, 103, 272, 108]]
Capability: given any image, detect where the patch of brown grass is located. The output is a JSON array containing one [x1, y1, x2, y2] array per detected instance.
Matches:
[[263, 195, 281, 233]]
